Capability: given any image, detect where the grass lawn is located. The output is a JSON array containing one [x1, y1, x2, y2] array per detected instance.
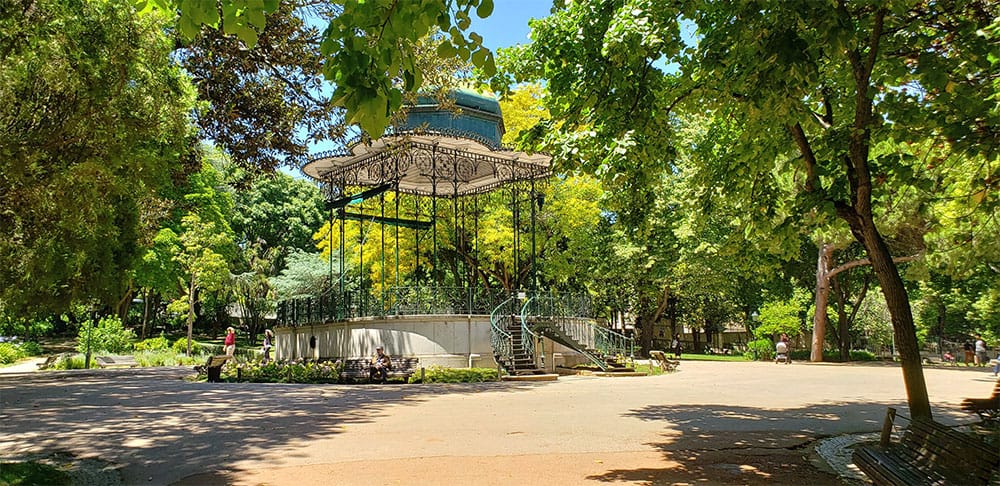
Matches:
[[0, 461, 71, 486], [674, 353, 748, 362]]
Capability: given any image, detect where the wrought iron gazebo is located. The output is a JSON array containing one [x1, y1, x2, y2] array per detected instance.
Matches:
[[274, 89, 633, 374]]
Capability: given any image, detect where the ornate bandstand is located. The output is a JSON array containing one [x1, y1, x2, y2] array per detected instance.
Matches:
[[274, 90, 633, 375]]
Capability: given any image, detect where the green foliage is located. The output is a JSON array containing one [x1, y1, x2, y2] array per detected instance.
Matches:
[[134, 349, 204, 367], [0, 314, 55, 340], [322, 0, 498, 135], [172, 338, 204, 355], [632, 363, 664, 375], [75, 316, 135, 354], [788, 349, 877, 362], [175, 3, 344, 172], [230, 172, 326, 255], [0, 341, 42, 363], [220, 359, 339, 383], [0, 343, 20, 364], [19, 341, 43, 356], [48, 354, 94, 370], [754, 298, 803, 339], [408, 366, 498, 383], [745, 338, 775, 361], [271, 250, 333, 300], [0, 0, 199, 317], [0, 461, 71, 486], [849, 350, 877, 362], [151, 0, 498, 136], [134, 334, 171, 352], [137, 0, 278, 46]]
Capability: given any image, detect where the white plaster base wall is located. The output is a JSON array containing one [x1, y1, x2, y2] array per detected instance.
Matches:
[[274, 315, 499, 368]]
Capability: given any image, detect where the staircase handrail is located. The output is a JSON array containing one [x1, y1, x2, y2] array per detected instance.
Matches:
[[489, 295, 517, 368], [593, 325, 635, 360], [518, 296, 539, 365]]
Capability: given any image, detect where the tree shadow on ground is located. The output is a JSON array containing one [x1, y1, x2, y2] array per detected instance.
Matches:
[[584, 400, 972, 485], [0, 367, 552, 485]]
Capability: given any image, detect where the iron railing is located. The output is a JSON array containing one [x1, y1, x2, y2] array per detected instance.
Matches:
[[518, 297, 538, 365], [594, 324, 636, 359], [490, 296, 518, 368], [521, 292, 633, 360], [276, 286, 511, 326]]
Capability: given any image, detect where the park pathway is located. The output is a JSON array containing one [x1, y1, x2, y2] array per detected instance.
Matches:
[[1, 359, 995, 485]]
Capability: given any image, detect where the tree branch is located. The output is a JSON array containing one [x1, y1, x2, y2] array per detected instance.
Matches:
[[828, 254, 920, 280], [788, 122, 820, 192]]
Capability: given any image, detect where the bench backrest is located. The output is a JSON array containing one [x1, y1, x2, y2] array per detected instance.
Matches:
[[900, 418, 999, 482], [649, 350, 667, 361], [205, 355, 230, 367]]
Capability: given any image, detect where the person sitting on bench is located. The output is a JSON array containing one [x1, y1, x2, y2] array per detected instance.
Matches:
[[369, 346, 391, 383]]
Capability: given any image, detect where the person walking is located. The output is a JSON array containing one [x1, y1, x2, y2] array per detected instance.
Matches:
[[963, 340, 975, 366], [975, 335, 988, 367], [224, 327, 236, 356], [261, 329, 274, 364], [671, 334, 683, 359]]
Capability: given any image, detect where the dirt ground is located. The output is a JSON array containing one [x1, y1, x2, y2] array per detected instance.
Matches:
[[2, 358, 995, 485]]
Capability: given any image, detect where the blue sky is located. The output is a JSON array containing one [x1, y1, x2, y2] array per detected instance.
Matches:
[[469, 1, 553, 51]]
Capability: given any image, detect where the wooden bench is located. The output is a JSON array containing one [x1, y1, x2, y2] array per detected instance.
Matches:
[[961, 378, 1000, 422], [852, 407, 999, 485], [648, 350, 680, 372], [95, 355, 139, 368], [193, 355, 231, 383], [338, 356, 420, 383]]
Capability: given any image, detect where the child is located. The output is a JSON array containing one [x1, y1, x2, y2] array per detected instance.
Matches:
[[942, 351, 956, 364]]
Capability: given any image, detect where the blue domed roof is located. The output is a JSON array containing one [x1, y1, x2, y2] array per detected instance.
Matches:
[[401, 89, 505, 148]]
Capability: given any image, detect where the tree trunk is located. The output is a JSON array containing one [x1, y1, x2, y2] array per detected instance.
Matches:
[[811, 243, 833, 361], [856, 218, 930, 419], [141, 288, 152, 340], [115, 280, 134, 322], [186, 276, 196, 357], [937, 301, 945, 359], [832, 275, 850, 361]]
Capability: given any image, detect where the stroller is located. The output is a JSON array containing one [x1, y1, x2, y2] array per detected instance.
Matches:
[[775, 341, 790, 364]]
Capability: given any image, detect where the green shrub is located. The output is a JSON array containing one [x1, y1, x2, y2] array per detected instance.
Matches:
[[172, 338, 204, 355], [744, 338, 775, 361], [216, 359, 339, 383], [0, 314, 55, 340], [787, 349, 880, 362], [0, 343, 19, 364], [19, 341, 42, 356], [49, 354, 95, 370], [409, 366, 498, 383], [134, 349, 205, 367], [0, 341, 43, 364], [134, 334, 170, 352], [75, 316, 135, 354]]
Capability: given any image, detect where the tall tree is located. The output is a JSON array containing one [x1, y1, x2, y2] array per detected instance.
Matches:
[[174, 1, 347, 172], [0, 0, 198, 317], [230, 171, 326, 261], [168, 213, 233, 356], [500, 0, 999, 420]]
